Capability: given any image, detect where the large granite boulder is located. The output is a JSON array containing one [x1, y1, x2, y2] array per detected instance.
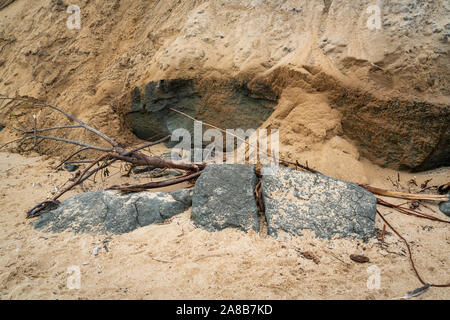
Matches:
[[191, 164, 259, 233], [32, 189, 192, 234], [261, 166, 377, 240]]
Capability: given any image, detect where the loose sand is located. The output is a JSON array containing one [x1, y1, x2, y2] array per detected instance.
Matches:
[[0, 151, 448, 300]]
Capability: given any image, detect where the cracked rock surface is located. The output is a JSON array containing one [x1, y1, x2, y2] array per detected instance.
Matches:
[[191, 164, 259, 233], [32, 189, 192, 234], [261, 166, 377, 240]]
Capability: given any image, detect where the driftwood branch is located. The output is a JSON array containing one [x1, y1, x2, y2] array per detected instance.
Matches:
[[64, 160, 96, 165], [108, 171, 202, 192], [0, 135, 113, 152], [110, 153, 203, 172], [168, 107, 320, 173], [362, 185, 449, 201], [0, 97, 204, 217]]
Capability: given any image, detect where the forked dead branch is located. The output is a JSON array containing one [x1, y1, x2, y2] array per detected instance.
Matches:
[[0, 97, 205, 217]]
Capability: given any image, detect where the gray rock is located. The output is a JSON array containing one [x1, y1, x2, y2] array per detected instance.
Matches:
[[32, 189, 192, 234], [64, 163, 79, 172], [166, 170, 183, 177], [439, 200, 450, 216], [144, 168, 183, 178], [261, 166, 377, 240], [160, 148, 216, 163], [127, 78, 276, 148], [191, 164, 259, 233], [0, 0, 15, 11]]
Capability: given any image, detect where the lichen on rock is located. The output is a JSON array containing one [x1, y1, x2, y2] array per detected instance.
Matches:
[[32, 189, 192, 234]]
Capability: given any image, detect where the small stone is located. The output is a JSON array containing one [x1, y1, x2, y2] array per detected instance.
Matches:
[[350, 254, 370, 263], [438, 200, 450, 217], [64, 163, 79, 172]]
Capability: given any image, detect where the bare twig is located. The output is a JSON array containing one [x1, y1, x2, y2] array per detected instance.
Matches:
[[0, 98, 202, 217], [16, 125, 82, 134], [376, 210, 449, 288], [168, 108, 314, 172], [0, 97, 121, 149], [27, 154, 113, 217], [377, 198, 450, 224], [53, 135, 170, 171]]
